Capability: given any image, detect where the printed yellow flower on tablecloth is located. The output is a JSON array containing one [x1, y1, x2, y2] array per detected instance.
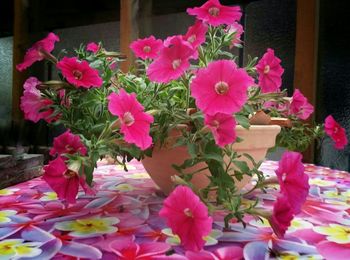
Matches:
[[309, 178, 336, 187], [0, 239, 42, 259], [314, 224, 350, 244], [55, 217, 119, 238], [0, 210, 17, 223], [40, 191, 58, 201], [0, 188, 19, 196]]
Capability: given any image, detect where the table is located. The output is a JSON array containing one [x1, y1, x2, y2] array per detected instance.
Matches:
[[0, 160, 349, 259]]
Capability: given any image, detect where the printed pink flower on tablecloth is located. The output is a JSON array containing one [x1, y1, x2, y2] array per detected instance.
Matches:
[[183, 20, 208, 56], [204, 113, 236, 147], [325, 115, 348, 149], [289, 89, 314, 120], [86, 42, 100, 53], [20, 77, 55, 123], [16, 32, 59, 71], [256, 48, 284, 93], [269, 195, 294, 238], [108, 89, 154, 150], [275, 151, 309, 214], [43, 156, 80, 204], [56, 57, 103, 88], [185, 245, 243, 260], [50, 130, 87, 157], [228, 22, 244, 48], [109, 239, 171, 259], [187, 0, 241, 27], [191, 60, 253, 115], [159, 185, 213, 251], [147, 36, 194, 83], [130, 35, 163, 60]]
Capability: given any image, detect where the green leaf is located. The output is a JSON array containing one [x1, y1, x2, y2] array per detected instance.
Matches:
[[233, 160, 250, 173], [235, 114, 250, 129]]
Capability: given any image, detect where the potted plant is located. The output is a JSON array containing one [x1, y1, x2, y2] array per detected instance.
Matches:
[[16, 0, 347, 252]]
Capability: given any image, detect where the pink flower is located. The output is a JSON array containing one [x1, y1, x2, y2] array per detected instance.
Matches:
[[56, 57, 103, 88], [325, 115, 348, 149], [205, 113, 236, 147], [20, 77, 55, 123], [147, 36, 194, 83], [159, 185, 213, 251], [108, 89, 154, 150], [130, 35, 163, 60], [187, 0, 242, 27], [256, 48, 284, 93], [186, 246, 243, 260], [43, 156, 79, 204], [86, 42, 100, 53], [227, 22, 244, 48], [50, 130, 87, 157], [275, 151, 310, 214], [269, 195, 294, 238], [183, 20, 208, 50], [190, 60, 253, 115], [16, 32, 59, 71], [289, 89, 314, 120], [109, 240, 171, 258]]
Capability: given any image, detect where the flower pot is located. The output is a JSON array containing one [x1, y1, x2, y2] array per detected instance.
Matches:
[[141, 125, 281, 195]]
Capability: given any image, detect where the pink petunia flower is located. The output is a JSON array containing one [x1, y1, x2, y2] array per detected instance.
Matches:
[[43, 156, 80, 204], [86, 42, 100, 53], [183, 20, 208, 50], [227, 22, 244, 48], [191, 60, 253, 115], [204, 113, 237, 147], [56, 57, 103, 88], [16, 32, 59, 71], [20, 77, 55, 123], [108, 89, 154, 150], [325, 115, 348, 149], [289, 89, 314, 120], [50, 130, 87, 157], [147, 36, 194, 83], [187, 0, 242, 27], [275, 151, 310, 215], [130, 35, 163, 60], [159, 185, 213, 251], [269, 195, 294, 238], [256, 48, 284, 93]]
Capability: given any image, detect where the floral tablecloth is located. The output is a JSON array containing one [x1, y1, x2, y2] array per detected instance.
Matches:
[[1, 160, 350, 260]]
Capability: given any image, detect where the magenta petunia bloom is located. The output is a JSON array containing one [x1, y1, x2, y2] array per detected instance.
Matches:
[[20, 77, 55, 123], [227, 22, 244, 48], [159, 185, 213, 251], [16, 32, 59, 71], [269, 195, 294, 238], [86, 42, 100, 53], [256, 48, 284, 93], [205, 113, 237, 147], [275, 151, 310, 215], [50, 130, 87, 157], [187, 0, 242, 27], [325, 115, 348, 149], [191, 60, 253, 115], [43, 156, 80, 204], [130, 35, 163, 60], [289, 89, 314, 120], [183, 20, 208, 50], [147, 36, 194, 83], [108, 89, 154, 150], [56, 57, 103, 88]]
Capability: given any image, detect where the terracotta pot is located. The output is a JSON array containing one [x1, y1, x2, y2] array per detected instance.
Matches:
[[141, 125, 281, 195]]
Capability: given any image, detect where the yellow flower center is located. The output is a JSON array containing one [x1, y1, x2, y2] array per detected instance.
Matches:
[[73, 70, 83, 80], [215, 81, 229, 95], [143, 45, 151, 53], [264, 65, 270, 74], [208, 7, 220, 17], [122, 112, 135, 126], [187, 35, 196, 43], [184, 208, 193, 217], [172, 59, 182, 70]]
